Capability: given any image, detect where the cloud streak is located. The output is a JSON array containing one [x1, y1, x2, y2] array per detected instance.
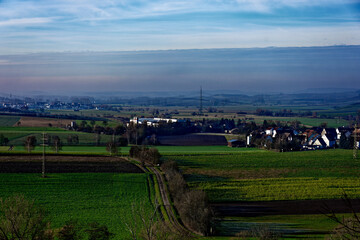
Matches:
[[0, 0, 359, 53], [0, 17, 52, 26]]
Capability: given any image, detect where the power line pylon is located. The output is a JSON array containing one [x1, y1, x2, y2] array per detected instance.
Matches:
[[199, 86, 203, 115], [42, 132, 48, 178], [354, 123, 358, 159]]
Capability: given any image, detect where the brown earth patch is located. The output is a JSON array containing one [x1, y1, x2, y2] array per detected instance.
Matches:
[[15, 117, 72, 128], [0, 155, 142, 173], [185, 168, 295, 179]]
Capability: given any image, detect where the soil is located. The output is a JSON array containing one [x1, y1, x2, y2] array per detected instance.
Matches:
[[0, 155, 143, 173], [15, 117, 72, 128], [211, 199, 360, 217]]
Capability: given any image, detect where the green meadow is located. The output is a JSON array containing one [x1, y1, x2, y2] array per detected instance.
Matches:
[[164, 149, 360, 202], [0, 173, 154, 239], [0, 145, 261, 155], [0, 115, 21, 127], [0, 127, 113, 146]]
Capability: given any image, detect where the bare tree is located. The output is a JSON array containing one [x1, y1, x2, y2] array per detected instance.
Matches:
[[123, 201, 159, 240], [106, 141, 118, 156], [324, 193, 360, 240], [50, 135, 62, 153], [0, 195, 54, 240], [24, 136, 37, 153]]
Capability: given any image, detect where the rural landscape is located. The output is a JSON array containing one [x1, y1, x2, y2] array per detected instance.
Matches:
[[1, 0, 360, 239], [0, 88, 360, 239]]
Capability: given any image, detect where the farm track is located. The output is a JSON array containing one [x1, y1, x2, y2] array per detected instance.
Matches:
[[148, 165, 190, 235], [212, 199, 360, 217], [127, 156, 192, 236]]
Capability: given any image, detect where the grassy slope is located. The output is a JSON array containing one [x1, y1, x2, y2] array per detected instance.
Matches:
[[0, 173, 154, 239]]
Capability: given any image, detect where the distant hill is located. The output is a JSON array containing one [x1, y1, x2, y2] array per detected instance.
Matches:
[[296, 88, 359, 94]]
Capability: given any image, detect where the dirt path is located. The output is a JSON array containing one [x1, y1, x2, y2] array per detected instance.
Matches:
[[148, 166, 189, 234], [211, 199, 360, 217]]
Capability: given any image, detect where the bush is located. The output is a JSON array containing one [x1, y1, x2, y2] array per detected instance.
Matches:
[[161, 161, 214, 236]]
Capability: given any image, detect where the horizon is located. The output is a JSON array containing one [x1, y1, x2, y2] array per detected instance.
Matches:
[[1, 0, 360, 95], [1, 45, 360, 95]]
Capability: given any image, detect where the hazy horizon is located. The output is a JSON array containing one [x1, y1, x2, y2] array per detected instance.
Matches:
[[1, 0, 360, 95], [1, 45, 360, 95]]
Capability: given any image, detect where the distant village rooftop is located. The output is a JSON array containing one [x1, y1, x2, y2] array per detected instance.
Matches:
[[129, 117, 182, 127]]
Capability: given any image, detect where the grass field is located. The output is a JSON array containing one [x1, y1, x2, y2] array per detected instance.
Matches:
[[194, 177, 360, 201], [249, 116, 349, 128], [75, 120, 120, 128], [0, 173, 154, 239], [164, 149, 360, 202], [212, 214, 346, 239], [0, 115, 21, 127], [0, 145, 262, 155], [0, 127, 113, 146]]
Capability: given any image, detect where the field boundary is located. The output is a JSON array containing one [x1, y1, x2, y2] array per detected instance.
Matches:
[[127, 157, 195, 236]]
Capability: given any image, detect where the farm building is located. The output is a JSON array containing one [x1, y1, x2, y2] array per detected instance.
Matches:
[[129, 117, 182, 127]]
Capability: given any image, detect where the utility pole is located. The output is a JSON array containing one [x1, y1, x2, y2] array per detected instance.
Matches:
[[354, 123, 358, 159], [42, 132, 47, 178], [199, 86, 203, 115]]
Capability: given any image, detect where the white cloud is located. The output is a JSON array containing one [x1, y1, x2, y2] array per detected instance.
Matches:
[[0, 17, 52, 26]]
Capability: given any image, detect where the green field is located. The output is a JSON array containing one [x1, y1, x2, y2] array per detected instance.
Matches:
[[0, 115, 21, 127], [250, 116, 349, 128], [212, 214, 346, 239], [0, 145, 262, 155], [5, 145, 122, 155], [0, 173, 154, 239], [194, 177, 360, 201], [0, 127, 113, 146], [164, 149, 360, 202]]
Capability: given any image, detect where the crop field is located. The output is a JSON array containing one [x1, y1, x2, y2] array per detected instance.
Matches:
[[194, 177, 360, 201], [249, 116, 349, 128], [1, 145, 262, 155], [163, 149, 360, 202], [75, 119, 119, 128], [17, 116, 72, 128], [155, 146, 263, 155], [0, 173, 154, 239], [6, 145, 120, 155], [0, 115, 21, 126], [213, 214, 344, 239], [0, 127, 113, 146]]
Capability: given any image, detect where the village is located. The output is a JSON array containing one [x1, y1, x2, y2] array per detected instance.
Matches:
[[127, 117, 360, 151]]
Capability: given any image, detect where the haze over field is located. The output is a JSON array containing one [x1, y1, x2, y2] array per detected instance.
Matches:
[[0, 0, 360, 94]]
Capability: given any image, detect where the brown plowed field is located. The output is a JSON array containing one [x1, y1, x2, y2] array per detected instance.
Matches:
[[211, 199, 360, 217], [0, 155, 143, 173], [15, 117, 72, 128]]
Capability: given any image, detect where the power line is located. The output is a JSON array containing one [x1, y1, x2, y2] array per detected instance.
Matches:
[[199, 86, 203, 115]]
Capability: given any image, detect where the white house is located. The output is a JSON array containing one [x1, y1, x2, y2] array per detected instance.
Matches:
[[129, 117, 178, 127]]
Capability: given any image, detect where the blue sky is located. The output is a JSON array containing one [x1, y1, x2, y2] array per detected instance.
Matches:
[[1, 0, 360, 52], [0, 0, 360, 94]]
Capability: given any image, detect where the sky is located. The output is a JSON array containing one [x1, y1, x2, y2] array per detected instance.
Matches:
[[0, 0, 360, 94]]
